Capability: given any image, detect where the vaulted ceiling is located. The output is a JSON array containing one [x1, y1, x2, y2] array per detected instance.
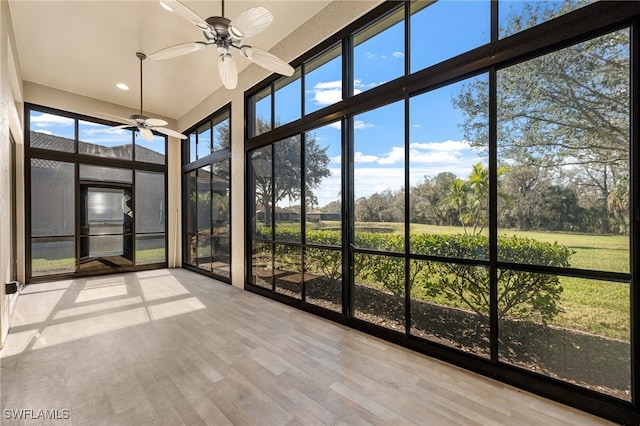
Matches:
[[8, 0, 334, 119]]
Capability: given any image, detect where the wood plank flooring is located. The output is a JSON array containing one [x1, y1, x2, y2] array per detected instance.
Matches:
[[1, 268, 616, 425]]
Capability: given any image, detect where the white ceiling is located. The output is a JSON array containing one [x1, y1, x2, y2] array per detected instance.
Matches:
[[8, 0, 333, 120]]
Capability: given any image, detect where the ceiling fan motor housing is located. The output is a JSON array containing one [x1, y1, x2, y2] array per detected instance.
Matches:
[[205, 16, 232, 38]]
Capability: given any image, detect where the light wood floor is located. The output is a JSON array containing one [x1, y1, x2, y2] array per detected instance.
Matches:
[[1, 268, 616, 425]]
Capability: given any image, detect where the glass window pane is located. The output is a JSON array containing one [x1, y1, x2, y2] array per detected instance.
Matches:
[[213, 112, 230, 150], [31, 159, 75, 237], [252, 87, 272, 136], [410, 260, 490, 358], [305, 44, 342, 115], [136, 234, 166, 265], [79, 235, 133, 271], [353, 101, 404, 251], [251, 241, 273, 289], [250, 146, 273, 239], [197, 122, 212, 159], [354, 253, 405, 333], [499, 0, 596, 39], [211, 160, 230, 237], [186, 233, 197, 267], [196, 167, 212, 233], [135, 132, 165, 164], [78, 120, 132, 160], [211, 236, 230, 278], [410, 74, 489, 260], [304, 247, 342, 313], [274, 68, 302, 128], [189, 133, 197, 163], [353, 7, 404, 95], [83, 187, 129, 236], [32, 237, 75, 276], [80, 164, 132, 183], [498, 271, 630, 400], [274, 136, 302, 242], [186, 170, 197, 237], [29, 111, 75, 152], [305, 122, 341, 243], [496, 30, 629, 273], [135, 171, 165, 234], [195, 234, 211, 271], [411, 1, 490, 73], [274, 244, 302, 299]]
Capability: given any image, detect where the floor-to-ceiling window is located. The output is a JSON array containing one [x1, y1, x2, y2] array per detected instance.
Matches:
[[183, 106, 231, 282], [246, 1, 639, 423], [26, 105, 167, 280]]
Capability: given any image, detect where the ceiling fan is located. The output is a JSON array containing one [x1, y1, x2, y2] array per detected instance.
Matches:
[[99, 52, 187, 141], [151, 0, 294, 89]]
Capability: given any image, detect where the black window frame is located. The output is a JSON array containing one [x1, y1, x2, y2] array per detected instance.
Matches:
[[182, 104, 232, 283], [25, 103, 169, 282]]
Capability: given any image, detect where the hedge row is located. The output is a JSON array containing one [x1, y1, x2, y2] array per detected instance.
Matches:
[[254, 227, 572, 322]]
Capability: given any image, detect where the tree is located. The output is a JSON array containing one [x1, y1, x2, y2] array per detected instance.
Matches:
[[250, 119, 331, 225], [453, 0, 629, 234], [410, 172, 458, 225], [444, 163, 508, 235], [355, 189, 404, 223]]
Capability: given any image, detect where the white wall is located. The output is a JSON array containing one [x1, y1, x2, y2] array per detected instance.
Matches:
[[0, 0, 25, 348], [178, 0, 382, 289]]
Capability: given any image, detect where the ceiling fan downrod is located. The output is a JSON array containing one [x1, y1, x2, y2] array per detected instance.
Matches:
[[136, 52, 147, 118]]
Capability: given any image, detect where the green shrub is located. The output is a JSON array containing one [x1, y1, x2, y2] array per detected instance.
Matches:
[[253, 228, 571, 323], [418, 234, 571, 323]]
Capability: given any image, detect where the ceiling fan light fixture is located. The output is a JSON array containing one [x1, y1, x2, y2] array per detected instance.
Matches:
[[216, 39, 229, 54]]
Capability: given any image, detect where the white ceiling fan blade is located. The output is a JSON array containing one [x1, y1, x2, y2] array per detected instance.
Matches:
[[240, 46, 294, 77], [229, 6, 273, 39], [140, 128, 154, 141], [111, 124, 132, 130], [153, 127, 188, 140], [159, 0, 209, 30], [145, 118, 168, 127], [96, 112, 137, 126], [218, 54, 238, 90], [149, 42, 208, 60]]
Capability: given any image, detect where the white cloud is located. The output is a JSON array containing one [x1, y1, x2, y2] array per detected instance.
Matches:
[[31, 113, 73, 128], [314, 81, 342, 90], [354, 168, 405, 197], [377, 146, 405, 165], [34, 129, 53, 135], [354, 152, 379, 163], [392, 51, 404, 58], [309, 80, 343, 107], [354, 120, 375, 130], [410, 140, 472, 152], [330, 154, 342, 164], [313, 89, 342, 106], [328, 122, 342, 130], [83, 126, 128, 136]]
